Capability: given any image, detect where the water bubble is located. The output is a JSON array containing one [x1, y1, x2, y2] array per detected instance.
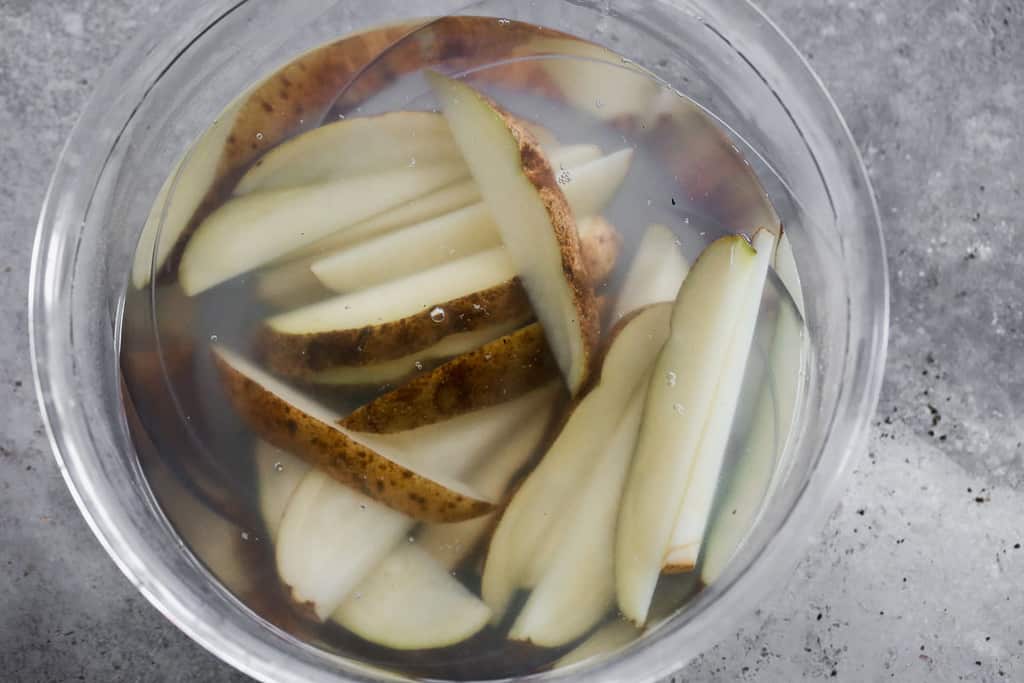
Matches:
[[673, 238, 682, 247], [408, 157, 417, 167], [273, 462, 284, 473], [209, 334, 218, 342], [240, 531, 250, 541], [414, 361, 424, 371], [673, 403, 686, 416], [255, 132, 264, 141], [557, 169, 572, 185], [408, 536, 416, 544], [484, 353, 493, 361], [497, 17, 511, 24], [353, 591, 362, 600], [665, 371, 677, 387], [684, 217, 690, 224], [429, 306, 446, 323], [595, 97, 605, 109], [359, 504, 367, 510]]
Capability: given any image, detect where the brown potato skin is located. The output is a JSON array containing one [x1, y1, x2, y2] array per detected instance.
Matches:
[[259, 280, 534, 378], [212, 351, 493, 523], [341, 324, 559, 433], [578, 216, 622, 287], [492, 105, 602, 392]]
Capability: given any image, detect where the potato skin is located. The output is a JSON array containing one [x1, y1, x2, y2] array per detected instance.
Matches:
[[259, 279, 534, 378], [341, 324, 560, 433], [578, 216, 622, 287], [213, 350, 493, 523]]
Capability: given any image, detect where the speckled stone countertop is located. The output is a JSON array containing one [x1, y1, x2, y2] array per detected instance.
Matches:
[[2, 1, 1021, 681]]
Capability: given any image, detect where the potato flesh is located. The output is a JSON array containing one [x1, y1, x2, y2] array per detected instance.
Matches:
[[613, 223, 689, 319], [663, 230, 775, 571], [509, 382, 647, 646], [615, 236, 758, 625], [331, 544, 491, 650], [254, 441, 310, 542], [179, 161, 468, 295], [269, 247, 516, 334], [235, 112, 463, 194], [481, 305, 672, 619], [560, 149, 634, 219]]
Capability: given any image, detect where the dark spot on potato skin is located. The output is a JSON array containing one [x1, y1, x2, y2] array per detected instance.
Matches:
[[260, 99, 274, 113]]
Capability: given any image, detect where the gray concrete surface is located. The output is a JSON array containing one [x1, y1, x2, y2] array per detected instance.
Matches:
[[1, 0, 1021, 681]]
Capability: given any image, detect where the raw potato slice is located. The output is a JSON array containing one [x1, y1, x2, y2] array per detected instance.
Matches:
[[428, 72, 600, 395], [212, 346, 493, 522], [310, 320, 526, 387], [614, 224, 689, 319], [260, 248, 531, 377], [615, 235, 759, 625], [311, 203, 501, 293], [234, 112, 463, 194], [416, 397, 556, 570], [701, 243, 804, 584], [547, 143, 602, 169], [560, 149, 634, 220], [510, 383, 647, 646], [554, 619, 640, 669], [331, 544, 491, 649], [342, 323, 557, 433], [662, 230, 775, 572], [254, 441, 310, 542], [276, 469, 410, 620], [179, 161, 468, 295], [481, 304, 672, 619]]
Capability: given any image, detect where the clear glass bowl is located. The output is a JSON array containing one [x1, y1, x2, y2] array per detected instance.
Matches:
[[29, 1, 887, 681]]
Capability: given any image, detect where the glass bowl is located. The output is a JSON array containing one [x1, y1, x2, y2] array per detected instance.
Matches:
[[29, 1, 887, 681]]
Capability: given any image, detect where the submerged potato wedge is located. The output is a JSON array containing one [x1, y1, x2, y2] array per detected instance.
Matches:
[[260, 248, 532, 377], [212, 346, 493, 522], [235, 112, 462, 194], [342, 323, 558, 433], [309, 319, 526, 387], [481, 304, 672, 620], [331, 544, 492, 649], [254, 441, 310, 542], [614, 223, 689, 319], [616, 235, 760, 625], [428, 72, 600, 395]]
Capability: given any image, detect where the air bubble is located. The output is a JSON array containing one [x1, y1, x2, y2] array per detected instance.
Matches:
[[273, 462, 284, 472], [557, 169, 572, 185], [429, 307, 446, 323], [408, 157, 417, 167], [673, 239, 682, 247], [595, 97, 604, 109], [209, 334, 218, 342], [497, 17, 511, 24], [408, 536, 416, 543], [414, 361, 424, 371], [484, 353, 493, 361], [255, 132, 264, 141], [241, 531, 250, 541], [666, 371, 677, 387], [359, 504, 367, 510], [673, 403, 685, 415]]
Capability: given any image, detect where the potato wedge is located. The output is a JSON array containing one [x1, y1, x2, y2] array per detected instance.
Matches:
[[254, 441, 310, 542], [554, 619, 640, 669], [662, 230, 774, 572], [481, 304, 672, 619], [428, 72, 600, 395], [235, 112, 462, 194], [613, 223, 689, 319], [578, 216, 623, 287], [341, 323, 557, 433], [212, 346, 492, 522], [560, 149, 634, 220], [260, 248, 532, 378], [615, 234, 761, 625], [331, 544, 492, 649]]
